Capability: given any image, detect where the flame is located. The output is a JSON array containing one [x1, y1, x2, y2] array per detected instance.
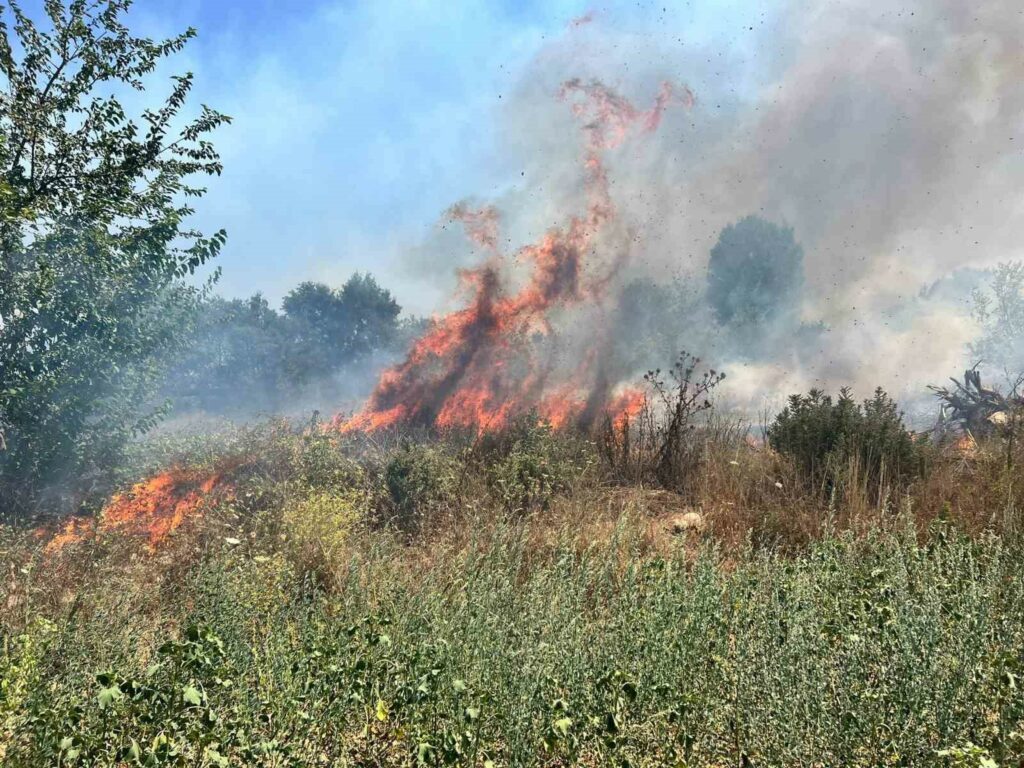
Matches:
[[339, 79, 689, 435], [954, 433, 978, 456], [45, 467, 231, 554], [606, 388, 647, 430]]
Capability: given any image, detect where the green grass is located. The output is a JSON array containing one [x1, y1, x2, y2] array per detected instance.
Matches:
[[3, 516, 1023, 766]]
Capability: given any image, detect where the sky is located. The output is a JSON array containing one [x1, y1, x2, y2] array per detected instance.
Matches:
[[125, 0, 776, 314], [98, 0, 1024, 409]]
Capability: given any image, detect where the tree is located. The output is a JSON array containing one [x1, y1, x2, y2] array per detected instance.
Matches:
[[159, 275, 405, 417], [706, 215, 804, 330], [971, 262, 1024, 383], [282, 274, 400, 381], [282, 281, 346, 379], [336, 272, 400, 360], [162, 294, 290, 414], [0, 1, 229, 515]]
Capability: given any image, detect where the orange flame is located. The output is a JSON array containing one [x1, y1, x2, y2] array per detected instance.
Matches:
[[339, 79, 689, 435], [45, 468, 231, 554], [954, 433, 978, 456], [606, 388, 647, 430]]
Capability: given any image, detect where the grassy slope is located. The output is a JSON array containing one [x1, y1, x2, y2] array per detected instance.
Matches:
[[2, 422, 1024, 766]]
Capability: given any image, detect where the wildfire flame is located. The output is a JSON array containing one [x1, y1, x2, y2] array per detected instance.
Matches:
[[45, 467, 231, 554], [338, 79, 689, 435], [954, 433, 978, 456]]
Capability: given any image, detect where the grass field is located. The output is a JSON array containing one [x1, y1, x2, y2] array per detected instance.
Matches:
[[3, 417, 1024, 766]]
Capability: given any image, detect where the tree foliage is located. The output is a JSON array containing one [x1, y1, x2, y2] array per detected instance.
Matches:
[[707, 215, 804, 329], [163, 294, 289, 414], [163, 275, 405, 415], [283, 274, 400, 380], [971, 261, 1024, 383], [0, 0, 229, 515], [768, 388, 923, 499]]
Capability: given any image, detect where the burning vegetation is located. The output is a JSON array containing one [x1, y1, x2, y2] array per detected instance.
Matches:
[[44, 467, 232, 554], [337, 79, 690, 435]]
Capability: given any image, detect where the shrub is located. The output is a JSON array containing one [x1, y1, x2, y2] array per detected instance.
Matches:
[[287, 422, 365, 491], [600, 352, 725, 495], [281, 490, 362, 583], [487, 419, 592, 515], [768, 387, 923, 500], [380, 442, 459, 530]]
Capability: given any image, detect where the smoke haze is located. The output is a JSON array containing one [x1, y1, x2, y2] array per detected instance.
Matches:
[[385, 0, 1022, 421]]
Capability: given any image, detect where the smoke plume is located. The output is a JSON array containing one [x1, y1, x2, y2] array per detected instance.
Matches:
[[350, 0, 1024, 428]]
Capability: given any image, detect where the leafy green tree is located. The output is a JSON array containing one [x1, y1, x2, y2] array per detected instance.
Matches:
[[162, 275, 405, 416], [336, 272, 401, 360], [0, 1, 229, 515], [707, 215, 804, 330], [163, 294, 290, 414], [971, 261, 1024, 382], [282, 274, 400, 381]]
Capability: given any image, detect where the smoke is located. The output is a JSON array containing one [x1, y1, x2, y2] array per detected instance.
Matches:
[[402, 0, 1024, 416], [178, 1, 1023, 431], [341, 78, 688, 433]]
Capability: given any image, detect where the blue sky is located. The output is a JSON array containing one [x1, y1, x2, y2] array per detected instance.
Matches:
[[126, 0, 775, 314]]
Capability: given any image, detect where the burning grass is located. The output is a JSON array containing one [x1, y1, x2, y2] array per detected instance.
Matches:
[[338, 80, 690, 437], [43, 466, 235, 554]]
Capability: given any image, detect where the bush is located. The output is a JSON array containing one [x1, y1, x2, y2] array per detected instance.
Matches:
[[768, 387, 924, 500], [600, 352, 725, 495], [487, 419, 592, 515], [380, 442, 459, 531], [281, 490, 362, 584]]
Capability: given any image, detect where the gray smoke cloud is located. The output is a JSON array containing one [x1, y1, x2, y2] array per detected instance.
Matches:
[[394, 0, 1023, 418]]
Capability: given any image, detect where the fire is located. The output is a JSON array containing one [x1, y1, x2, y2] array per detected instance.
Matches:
[[954, 433, 978, 456], [339, 79, 690, 435], [606, 388, 647, 430], [45, 467, 231, 554]]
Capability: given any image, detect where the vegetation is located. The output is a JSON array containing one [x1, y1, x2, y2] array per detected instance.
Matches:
[[768, 387, 925, 502], [162, 275, 414, 415], [706, 215, 804, 331], [3, 412, 1024, 766], [0, 0, 229, 516], [3, 5, 1024, 767], [972, 262, 1024, 384]]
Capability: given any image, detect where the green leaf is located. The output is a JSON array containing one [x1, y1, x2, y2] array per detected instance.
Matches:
[[98, 685, 123, 709], [182, 684, 203, 706], [417, 742, 434, 764], [203, 747, 229, 767]]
